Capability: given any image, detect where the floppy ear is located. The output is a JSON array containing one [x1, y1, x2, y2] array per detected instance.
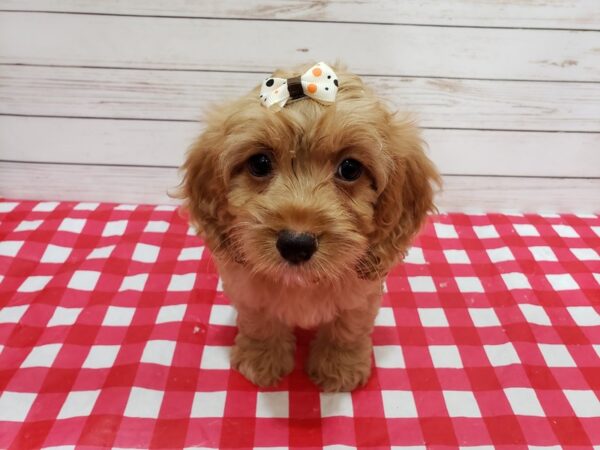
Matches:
[[360, 119, 440, 279], [179, 124, 232, 252]]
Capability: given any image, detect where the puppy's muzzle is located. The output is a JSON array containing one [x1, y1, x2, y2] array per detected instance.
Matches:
[[276, 230, 317, 264]]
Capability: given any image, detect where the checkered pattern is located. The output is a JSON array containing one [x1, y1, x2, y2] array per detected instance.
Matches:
[[1, 200, 599, 449]]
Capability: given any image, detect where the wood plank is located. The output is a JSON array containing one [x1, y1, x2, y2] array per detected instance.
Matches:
[[2, 66, 600, 131], [0, 0, 598, 30], [2, 116, 599, 178], [1, 161, 598, 212], [1, 12, 599, 81]]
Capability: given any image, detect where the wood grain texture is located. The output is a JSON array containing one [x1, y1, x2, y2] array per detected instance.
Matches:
[[0, 0, 598, 30], [2, 116, 599, 178], [2, 65, 600, 131], [1, 12, 599, 81], [2, 161, 598, 212]]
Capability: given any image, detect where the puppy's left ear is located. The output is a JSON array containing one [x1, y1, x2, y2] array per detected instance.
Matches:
[[362, 118, 441, 279]]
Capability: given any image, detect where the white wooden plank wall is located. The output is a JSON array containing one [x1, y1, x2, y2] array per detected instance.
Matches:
[[0, 1, 599, 211]]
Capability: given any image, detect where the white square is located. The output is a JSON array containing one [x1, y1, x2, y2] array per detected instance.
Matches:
[[15, 220, 43, 232], [443, 249, 470, 264], [47, 307, 83, 326], [33, 201, 59, 212], [504, 388, 544, 416], [217, 278, 224, 292], [592, 226, 600, 238], [187, 226, 197, 236], [141, 340, 176, 366], [501, 272, 531, 290], [540, 212, 560, 218], [57, 390, 101, 419], [73, 202, 99, 211], [156, 304, 187, 324], [256, 392, 289, 418], [404, 247, 425, 264], [200, 346, 231, 369], [87, 245, 115, 259], [118, 274, 148, 291], [102, 306, 136, 326], [209, 304, 237, 326], [484, 343, 520, 366], [529, 246, 557, 262], [375, 307, 396, 327], [429, 345, 462, 368], [191, 391, 227, 418], [546, 274, 579, 291], [418, 308, 449, 327], [552, 224, 578, 238], [570, 248, 600, 261], [21, 343, 62, 368], [132, 243, 160, 263], [115, 204, 137, 210], [513, 224, 540, 236], [473, 225, 499, 239], [538, 344, 576, 367], [68, 270, 101, 291], [124, 387, 164, 418], [594, 345, 600, 359], [408, 276, 436, 293], [374, 345, 405, 368], [320, 392, 354, 417], [18, 276, 52, 292], [0, 240, 24, 257], [0, 305, 29, 323], [41, 244, 72, 263], [178, 246, 204, 261], [486, 247, 515, 262], [144, 221, 170, 233], [168, 273, 196, 291], [468, 308, 501, 327], [563, 390, 600, 418], [102, 220, 128, 237], [155, 205, 177, 211], [58, 218, 86, 233], [434, 223, 458, 238], [455, 277, 484, 293], [381, 390, 417, 418], [82, 345, 120, 368], [0, 391, 37, 421], [567, 306, 600, 326], [443, 391, 481, 417], [0, 201, 18, 212], [519, 304, 551, 326]]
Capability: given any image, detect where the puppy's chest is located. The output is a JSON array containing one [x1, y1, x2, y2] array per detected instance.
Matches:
[[220, 266, 380, 328]]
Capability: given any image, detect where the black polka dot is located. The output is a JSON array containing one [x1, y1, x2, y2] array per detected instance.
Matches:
[[266, 78, 274, 87], [334, 79, 338, 87], [327, 75, 331, 79], [325, 87, 329, 90]]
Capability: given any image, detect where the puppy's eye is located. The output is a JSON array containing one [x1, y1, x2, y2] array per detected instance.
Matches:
[[247, 153, 273, 177], [336, 158, 363, 181]]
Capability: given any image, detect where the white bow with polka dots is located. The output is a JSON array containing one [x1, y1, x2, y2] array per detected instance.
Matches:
[[259, 62, 339, 110]]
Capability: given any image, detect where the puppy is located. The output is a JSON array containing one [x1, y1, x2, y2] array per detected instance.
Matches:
[[180, 62, 440, 392]]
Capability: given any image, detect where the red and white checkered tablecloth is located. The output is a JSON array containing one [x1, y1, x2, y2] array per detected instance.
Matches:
[[0, 200, 599, 449]]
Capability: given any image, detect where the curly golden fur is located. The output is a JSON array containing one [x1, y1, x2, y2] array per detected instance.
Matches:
[[180, 63, 440, 391]]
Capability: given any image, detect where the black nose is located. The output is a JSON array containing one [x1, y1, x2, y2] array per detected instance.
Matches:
[[276, 230, 317, 264]]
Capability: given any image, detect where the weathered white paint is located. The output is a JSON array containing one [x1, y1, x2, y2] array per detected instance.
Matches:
[[2, 116, 599, 178], [2, 162, 598, 212], [1, 12, 599, 81], [2, 65, 599, 131], [1, 0, 598, 30]]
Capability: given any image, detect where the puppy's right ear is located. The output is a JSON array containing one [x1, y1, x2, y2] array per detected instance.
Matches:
[[179, 125, 230, 248]]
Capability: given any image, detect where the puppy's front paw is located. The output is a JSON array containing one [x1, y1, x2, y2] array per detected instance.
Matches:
[[231, 334, 295, 387], [307, 342, 372, 392]]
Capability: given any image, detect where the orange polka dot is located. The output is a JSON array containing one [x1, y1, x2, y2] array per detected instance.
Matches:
[[312, 67, 322, 77], [307, 83, 317, 94]]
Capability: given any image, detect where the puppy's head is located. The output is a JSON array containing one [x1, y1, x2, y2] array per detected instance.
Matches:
[[181, 63, 440, 284]]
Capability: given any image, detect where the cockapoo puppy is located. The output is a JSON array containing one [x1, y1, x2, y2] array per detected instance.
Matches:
[[180, 62, 440, 392]]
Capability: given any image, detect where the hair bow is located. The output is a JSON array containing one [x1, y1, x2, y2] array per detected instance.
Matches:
[[259, 62, 339, 110]]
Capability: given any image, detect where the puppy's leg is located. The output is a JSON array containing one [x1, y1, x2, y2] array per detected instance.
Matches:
[[307, 306, 377, 392], [231, 307, 295, 387]]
